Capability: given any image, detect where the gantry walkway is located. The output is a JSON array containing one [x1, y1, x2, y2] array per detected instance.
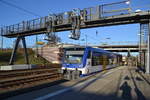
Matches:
[[3, 66, 150, 100]]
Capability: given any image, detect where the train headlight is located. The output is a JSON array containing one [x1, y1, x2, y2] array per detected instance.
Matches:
[[78, 64, 83, 68], [62, 64, 67, 67]]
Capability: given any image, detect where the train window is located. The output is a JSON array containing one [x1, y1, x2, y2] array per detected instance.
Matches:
[[91, 52, 117, 66], [99, 55, 109, 65], [65, 47, 85, 51], [92, 52, 103, 66], [65, 55, 83, 64], [99, 56, 104, 65], [108, 58, 113, 65]]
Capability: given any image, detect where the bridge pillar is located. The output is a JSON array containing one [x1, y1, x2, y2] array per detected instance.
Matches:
[[139, 23, 150, 73], [22, 37, 29, 64], [127, 50, 131, 66], [146, 21, 150, 74], [9, 37, 21, 65], [9, 36, 29, 65]]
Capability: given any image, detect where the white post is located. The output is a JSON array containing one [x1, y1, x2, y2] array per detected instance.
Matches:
[[146, 21, 150, 74], [85, 35, 87, 47]]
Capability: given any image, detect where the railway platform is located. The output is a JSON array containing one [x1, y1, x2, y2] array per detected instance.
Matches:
[[3, 66, 150, 100]]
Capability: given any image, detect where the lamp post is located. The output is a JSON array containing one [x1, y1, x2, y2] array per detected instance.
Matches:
[[146, 21, 150, 74], [126, 0, 132, 13], [1, 34, 3, 50], [0, 25, 3, 50], [35, 35, 38, 57], [80, 34, 88, 46], [85, 35, 87, 46], [100, 37, 111, 45]]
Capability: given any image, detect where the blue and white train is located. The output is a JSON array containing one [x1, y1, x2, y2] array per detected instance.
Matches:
[[61, 46, 122, 80]]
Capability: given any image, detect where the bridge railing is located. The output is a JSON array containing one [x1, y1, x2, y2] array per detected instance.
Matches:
[[0, 0, 131, 37], [83, 6, 101, 21], [0, 16, 50, 36], [56, 11, 72, 25], [101, 0, 130, 17], [83, 0, 130, 21]]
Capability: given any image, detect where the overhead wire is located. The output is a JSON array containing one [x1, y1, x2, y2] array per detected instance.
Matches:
[[0, 0, 41, 49], [0, 0, 41, 17]]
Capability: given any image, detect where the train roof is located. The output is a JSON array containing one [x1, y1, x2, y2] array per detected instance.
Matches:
[[63, 45, 85, 49], [63, 46, 121, 56]]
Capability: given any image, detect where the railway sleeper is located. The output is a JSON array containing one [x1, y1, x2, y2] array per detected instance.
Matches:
[[0, 69, 58, 76], [0, 70, 59, 81], [0, 75, 62, 93], [0, 73, 60, 88], [0, 75, 59, 88], [0, 68, 59, 75]]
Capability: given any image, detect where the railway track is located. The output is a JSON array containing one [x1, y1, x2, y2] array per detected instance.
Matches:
[[0, 67, 58, 74], [0, 67, 62, 95], [0, 68, 58, 80]]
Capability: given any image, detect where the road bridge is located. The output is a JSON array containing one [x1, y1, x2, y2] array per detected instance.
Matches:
[[95, 45, 139, 52]]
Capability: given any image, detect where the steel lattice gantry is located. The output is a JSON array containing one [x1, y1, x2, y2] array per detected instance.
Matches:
[[1, 11, 150, 38]]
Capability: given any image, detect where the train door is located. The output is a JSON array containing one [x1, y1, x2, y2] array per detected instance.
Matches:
[[86, 50, 92, 65], [85, 50, 92, 74], [102, 55, 107, 70], [117, 55, 121, 66], [113, 55, 118, 67], [91, 52, 102, 73]]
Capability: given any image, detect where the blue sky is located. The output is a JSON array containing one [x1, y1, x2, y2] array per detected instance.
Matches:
[[0, 0, 150, 48]]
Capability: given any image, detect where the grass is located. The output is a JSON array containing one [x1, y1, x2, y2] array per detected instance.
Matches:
[[0, 49, 52, 66]]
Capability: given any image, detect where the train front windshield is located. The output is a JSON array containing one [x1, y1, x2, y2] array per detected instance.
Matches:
[[64, 49, 84, 64], [65, 55, 83, 64]]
